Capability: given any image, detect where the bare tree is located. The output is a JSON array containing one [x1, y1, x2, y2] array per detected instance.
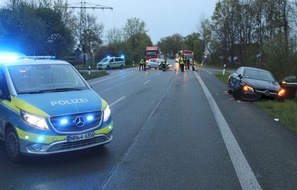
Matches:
[[106, 28, 123, 44]]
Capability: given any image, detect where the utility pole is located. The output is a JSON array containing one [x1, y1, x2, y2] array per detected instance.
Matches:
[[67, 1, 113, 66]]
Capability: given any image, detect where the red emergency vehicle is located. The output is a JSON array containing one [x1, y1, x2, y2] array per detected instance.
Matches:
[[145, 46, 161, 62], [180, 50, 194, 60]]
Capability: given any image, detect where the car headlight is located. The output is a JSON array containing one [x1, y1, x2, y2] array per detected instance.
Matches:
[[278, 88, 285, 97], [243, 85, 254, 92], [103, 105, 111, 122], [20, 110, 49, 130]]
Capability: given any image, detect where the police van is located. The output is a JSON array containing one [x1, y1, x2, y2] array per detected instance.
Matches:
[[0, 53, 113, 162], [97, 56, 125, 70]]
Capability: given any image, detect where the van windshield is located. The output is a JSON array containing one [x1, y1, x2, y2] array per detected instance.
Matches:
[[8, 64, 89, 94], [100, 58, 109, 62]]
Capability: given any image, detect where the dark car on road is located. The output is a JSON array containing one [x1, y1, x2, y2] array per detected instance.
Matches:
[[227, 66, 285, 101]]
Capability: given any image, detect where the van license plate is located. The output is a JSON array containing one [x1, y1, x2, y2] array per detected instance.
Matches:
[[67, 132, 95, 142]]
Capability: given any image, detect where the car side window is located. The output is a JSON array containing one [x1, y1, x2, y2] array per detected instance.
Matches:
[[0, 68, 10, 100]]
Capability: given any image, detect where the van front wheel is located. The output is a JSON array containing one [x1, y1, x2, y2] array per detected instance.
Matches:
[[5, 127, 22, 162]]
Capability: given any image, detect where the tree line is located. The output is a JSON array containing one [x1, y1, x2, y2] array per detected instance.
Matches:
[[0, 0, 204, 67], [204, 0, 297, 79], [1, 0, 296, 80]]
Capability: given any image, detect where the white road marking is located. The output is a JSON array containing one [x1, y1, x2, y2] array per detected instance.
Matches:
[[194, 72, 262, 190], [100, 76, 175, 190], [201, 68, 213, 74], [88, 70, 136, 85], [144, 80, 150, 85], [109, 96, 126, 107]]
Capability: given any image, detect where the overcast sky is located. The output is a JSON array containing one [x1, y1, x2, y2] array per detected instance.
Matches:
[[0, 0, 218, 44], [68, 0, 218, 44]]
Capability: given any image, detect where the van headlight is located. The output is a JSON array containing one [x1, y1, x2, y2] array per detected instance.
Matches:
[[103, 105, 111, 122], [21, 110, 49, 130]]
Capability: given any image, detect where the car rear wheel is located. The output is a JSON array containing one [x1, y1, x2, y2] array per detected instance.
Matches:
[[5, 127, 22, 162]]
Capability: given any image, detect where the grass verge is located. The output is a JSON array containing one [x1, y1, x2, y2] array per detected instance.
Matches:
[[216, 72, 297, 136], [79, 70, 108, 80], [255, 100, 297, 135]]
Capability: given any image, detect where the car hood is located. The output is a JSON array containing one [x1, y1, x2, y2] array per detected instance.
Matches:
[[243, 78, 280, 91], [14, 90, 104, 116]]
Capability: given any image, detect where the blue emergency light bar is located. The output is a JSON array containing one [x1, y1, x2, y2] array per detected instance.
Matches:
[[25, 56, 56, 60], [0, 52, 26, 61], [105, 55, 125, 59], [0, 52, 56, 61]]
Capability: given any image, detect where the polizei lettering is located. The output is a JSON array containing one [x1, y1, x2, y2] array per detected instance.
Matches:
[[50, 98, 89, 106]]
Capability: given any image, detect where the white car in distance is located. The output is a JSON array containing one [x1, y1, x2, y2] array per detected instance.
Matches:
[[147, 58, 170, 70]]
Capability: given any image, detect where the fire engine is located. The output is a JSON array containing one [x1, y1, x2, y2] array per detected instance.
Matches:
[[145, 46, 162, 62], [180, 50, 194, 60]]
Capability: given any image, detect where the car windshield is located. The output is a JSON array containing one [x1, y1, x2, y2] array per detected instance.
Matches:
[[8, 64, 88, 94], [243, 69, 275, 82]]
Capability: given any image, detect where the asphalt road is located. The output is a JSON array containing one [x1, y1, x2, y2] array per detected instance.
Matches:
[[1, 60, 297, 190]]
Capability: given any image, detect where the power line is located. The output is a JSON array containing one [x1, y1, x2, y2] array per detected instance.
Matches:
[[67, 1, 113, 65], [67, 1, 113, 32], [67, 2, 113, 10]]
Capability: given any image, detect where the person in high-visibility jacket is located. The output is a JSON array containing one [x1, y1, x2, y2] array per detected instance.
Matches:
[[191, 59, 195, 71], [139, 59, 145, 71], [178, 56, 184, 72], [161, 59, 167, 71], [143, 59, 147, 71]]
